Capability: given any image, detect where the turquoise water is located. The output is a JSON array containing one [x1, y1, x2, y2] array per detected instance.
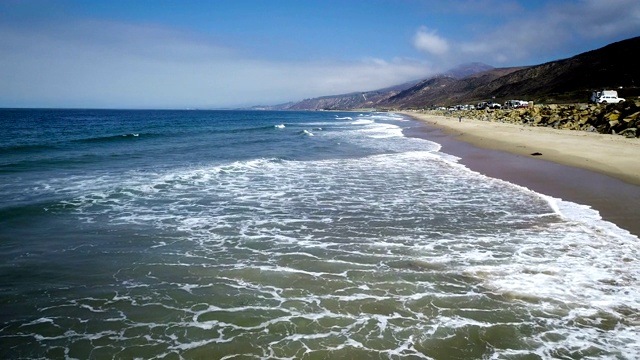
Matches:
[[1, 109, 639, 358]]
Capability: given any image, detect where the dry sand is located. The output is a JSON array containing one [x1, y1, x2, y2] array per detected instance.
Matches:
[[402, 111, 640, 237], [406, 112, 640, 186]]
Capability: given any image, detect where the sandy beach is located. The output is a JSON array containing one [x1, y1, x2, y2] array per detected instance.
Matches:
[[403, 111, 640, 237]]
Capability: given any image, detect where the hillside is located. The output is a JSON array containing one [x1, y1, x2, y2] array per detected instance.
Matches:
[[383, 67, 527, 108], [272, 63, 494, 111], [278, 36, 640, 110], [465, 36, 640, 105]]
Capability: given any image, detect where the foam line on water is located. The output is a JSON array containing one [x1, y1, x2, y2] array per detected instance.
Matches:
[[5, 111, 640, 358]]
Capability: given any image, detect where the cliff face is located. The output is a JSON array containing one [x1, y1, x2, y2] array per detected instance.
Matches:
[[280, 36, 640, 110]]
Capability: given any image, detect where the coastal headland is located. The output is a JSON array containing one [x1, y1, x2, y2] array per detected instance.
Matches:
[[402, 110, 640, 238]]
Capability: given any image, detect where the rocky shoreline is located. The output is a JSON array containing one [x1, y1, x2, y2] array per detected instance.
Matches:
[[419, 99, 640, 138]]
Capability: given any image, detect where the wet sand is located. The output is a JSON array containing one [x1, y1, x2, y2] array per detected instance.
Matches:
[[402, 112, 640, 238]]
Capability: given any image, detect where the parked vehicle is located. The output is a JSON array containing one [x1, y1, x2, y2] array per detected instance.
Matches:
[[475, 102, 489, 110], [591, 90, 625, 104], [504, 100, 529, 109], [476, 101, 502, 110]]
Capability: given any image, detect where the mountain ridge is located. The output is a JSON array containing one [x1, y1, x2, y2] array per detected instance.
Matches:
[[265, 36, 639, 110]]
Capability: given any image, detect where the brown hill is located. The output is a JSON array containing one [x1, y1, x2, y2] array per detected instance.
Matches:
[[382, 36, 640, 108], [383, 67, 527, 108], [468, 36, 640, 105], [280, 36, 640, 110], [279, 63, 494, 110]]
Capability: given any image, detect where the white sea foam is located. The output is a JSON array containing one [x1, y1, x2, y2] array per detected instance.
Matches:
[[20, 317, 57, 327], [361, 122, 404, 138], [12, 111, 640, 358], [351, 119, 374, 125]]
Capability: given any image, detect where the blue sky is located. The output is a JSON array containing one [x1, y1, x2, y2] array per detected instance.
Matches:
[[1, 0, 639, 109]]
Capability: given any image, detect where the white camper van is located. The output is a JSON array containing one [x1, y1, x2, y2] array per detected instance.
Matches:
[[590, 90, 625, 104]]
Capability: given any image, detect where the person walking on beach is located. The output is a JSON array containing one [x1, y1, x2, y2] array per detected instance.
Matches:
[[458, 116, 462, 122]]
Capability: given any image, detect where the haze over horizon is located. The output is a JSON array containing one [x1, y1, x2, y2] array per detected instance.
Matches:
[[1, 0, 639, 109]]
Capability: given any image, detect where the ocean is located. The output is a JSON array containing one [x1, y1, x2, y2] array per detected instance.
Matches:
[[1, 109, 639, 359]]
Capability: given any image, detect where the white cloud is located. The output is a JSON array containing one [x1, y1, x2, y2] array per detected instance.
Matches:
[[4, 0, 638, 108], [555, 0, 640, 39], [426, 0, 640, 66], [412, 27, 450, 56], [0, 19, 436, 108]]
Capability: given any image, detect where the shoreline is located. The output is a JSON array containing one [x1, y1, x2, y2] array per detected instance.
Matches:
[[401, 112, 640, 238]]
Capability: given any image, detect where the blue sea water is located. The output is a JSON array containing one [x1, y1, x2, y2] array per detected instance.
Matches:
[[1, 109, 639, 359]]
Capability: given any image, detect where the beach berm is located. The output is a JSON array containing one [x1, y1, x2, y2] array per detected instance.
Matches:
[[405, 111, 640, 186]]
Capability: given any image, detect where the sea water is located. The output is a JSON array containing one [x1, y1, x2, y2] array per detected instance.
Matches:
[[1, 109, 639, 359]]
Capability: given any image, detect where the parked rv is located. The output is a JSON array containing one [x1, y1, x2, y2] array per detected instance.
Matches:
[[590, 90, 625, 104]]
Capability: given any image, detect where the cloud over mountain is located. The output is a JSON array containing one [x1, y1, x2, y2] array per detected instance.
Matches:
[[413, 27, 449, 56]]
